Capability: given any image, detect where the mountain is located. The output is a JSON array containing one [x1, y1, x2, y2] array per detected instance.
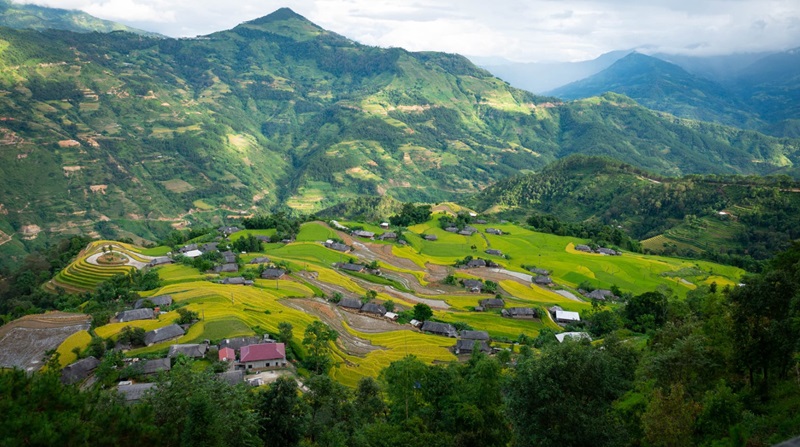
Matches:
[[468, 155, 800, 264], [472, 50, 631, 93], [0, 0, 157, 35], [548, 53, 761, 129], [0, 8, 799, 265], [734, 48, 800, 126]]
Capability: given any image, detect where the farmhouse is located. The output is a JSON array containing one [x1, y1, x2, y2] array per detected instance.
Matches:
[[216, 370, 245, 386], [144, 324, 185, 346], [61, 356, 100, 385], [485, 249, 503, 256], [502, 307, 538, 319], [360, 302, 386, 316], [466, 259, 486, 268], [378, 232, 397, 240], [139, 358, 171, 375], [423, 234, 438, 241], [134, 295, 173, 309], [460, 330, 490, 341], [183, 249, 203, 258], [240, 343, 287, 370], [474, 219, 487, 224], [453, 339, 491, 355], [219, 336, 262, 351], [575, 244, 592, 252], [324, 240, 351, 252], [338, 263, 365, 273], [148, 256, 173, 267], [555, 310, 581, 324], [249, 257, 271, 264], [458, 227, 477, 236], [214, 263, 239, 273], [261, 268, 286, 279], [380, 222, 390, 229], [421, 321, 458, 338], [221, 251, 237, 263], [218, 226, 240, 236], [219, 347, 236, 362], [529, 267, 550, 276], [486, 228, 502, 235], [117, 383, 155, 404], [533, 275, 553, 285], [352, 230, 375, 238], [555, 332, 592, 343], [179, 244, 198, 253], [479, 298, 505, 309], [384, 312, 398, 321], [444, 226, 459, 233], [462, 279, 484, 292], [586, 289, 616, 300], [221, 277, 254, 285], [116, 308, 154, 323], [338, 298, 363, 310], [201, 243, 219, 253], [168, 343, 208, 359], [597, 247, 619, 256]]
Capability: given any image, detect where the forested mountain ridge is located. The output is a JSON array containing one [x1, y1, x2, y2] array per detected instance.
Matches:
[[0, 0, 156, 35], [0, 7, 799, 266]]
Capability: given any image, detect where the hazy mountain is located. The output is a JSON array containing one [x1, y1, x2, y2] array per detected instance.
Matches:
[[0, 8, 798, 257], [548, 53, 761, 129], [0, 0, 158, 35], [471, 50, 632, 93]]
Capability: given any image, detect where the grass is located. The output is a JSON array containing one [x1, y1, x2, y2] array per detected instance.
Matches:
[[153, 264, 209, 286], [296, 222, 337, 242]]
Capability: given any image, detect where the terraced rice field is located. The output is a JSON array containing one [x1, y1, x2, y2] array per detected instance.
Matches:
[[49, 240, 160, 291], [52, 330, 92, 368]]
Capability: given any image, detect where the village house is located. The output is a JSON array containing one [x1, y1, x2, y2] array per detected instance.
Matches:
[[462, 279, 484, 293], [168, 343, 208, 359], [117, 383, 155, 404], [249, 257, 271, 264], [144, 324, 185, 346], [575, 244, 592, 253], [380, 222, 390, 229], [460, 330, 490, 341], [338, 298, 363, 310], [214, 263, 238, 273], [219, 336, 262, 351], [384, 312, 398, 321], [533, 275, 553, 286], [420, 321, 458, 338], [218, 226, 240, 237], [458, 227, 477, 236], [338, 263, 365, 273], [486, 228, 503, 235], [216, 370, 245, 386], [219, 347, 236, 362], [423, 234, 438, 241], [220, 277, 254, 285], [485, 249, 503, 256], [360, 302, 387, 317], [555, 332, 592, 343], [179, 244, 199, 254], [597, 247, 620, 256], [201, 242, 219, 253], [554, 310, 581, 324], [586, 289, 616, 300], [148, 256, 173, 267], [466, 259, 487, 268], [61, 356, 100, 385], [378, 232, 397, 241], [116, 308, 154, 323], [529, 267, 550, 276], [221, 251, 237, 263], [479, 298, 505, 309], [453, 339, 491, 355], [183, 249, 203, 258], [444, 226, 459, 233], [139, 358, 171, 375], [324, 240, 351, 252], [352, 230, 375, 239], [502, 307, 538, 319], [261, 268, 286, 279], [474, 219, 487, 224], [134, 295, 173, 309], [240, 343, 287, 370]]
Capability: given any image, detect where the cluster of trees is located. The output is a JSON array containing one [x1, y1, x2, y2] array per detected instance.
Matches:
[[242, 212, 304, 240], [388, 203, 432, 227], [526, 213, 643, 252], [232, 234, 264, 253]]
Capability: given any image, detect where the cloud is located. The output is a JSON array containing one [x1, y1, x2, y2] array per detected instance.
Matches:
[[10, 0, 800, 61]]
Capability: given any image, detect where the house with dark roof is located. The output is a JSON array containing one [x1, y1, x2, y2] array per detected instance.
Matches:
[[575, 244, 592, 252], [444, 226, 459, 233], [179, 244, 198, 254], [420, 321, 458, 338], [338, 298, 363, 310], [360, 302, 386, 316], [219, 347, 236, 362], [144, 324, 185, 346], [378, 232, 397, 241], [324, 241, 351, 252], [586, 289, 616, 301], [240, 343, 287, 370], [458, 227, 477, 236], [148, 256, 173, 267], [134, 295, 173, 309], [221, 251, 237, 263], [485, 249, 503, 256], [486, 228, 503, 235], [116, 308, 154, 323], [249, 257, 271, 264], [597, 248, 619, 256], [140, 358, 171, 375], [261, 268, 286, 279], [214, 263, 239, 273], [218, 226, 240, 236], [221, 277, 254, 285], [168, 343, 208, 359], [61, 356, 100, 385], [460, 330, 490, 341], [479, 298, 505, 309], [533, 275, 553, 285], [201, 242, 219, 253], [462, 279, 484, 292], [117, 383, 155, 404], [216, 370, 245, 386], [453, 339, 491, 355], [474, 219, 488, 224], [502, 307, 538, 319], [338, 263, 365, 273], [529, 267, 550, 276], [423, 234, 438, 241], [466, 259, 486, 268], [352, 230, 375, 238], [219, 336, 262, 351]]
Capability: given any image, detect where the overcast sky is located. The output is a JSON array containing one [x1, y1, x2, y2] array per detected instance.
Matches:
[[13, 0, 800, 62]]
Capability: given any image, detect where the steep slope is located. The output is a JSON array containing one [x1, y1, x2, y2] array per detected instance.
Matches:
[[0, 8, 799, 263], [734, 48, 800, 126], [548, 53, 760, 129], [0, 0, 156, 35]]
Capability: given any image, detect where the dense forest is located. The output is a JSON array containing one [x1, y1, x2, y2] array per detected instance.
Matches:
[[3, 242, 800, 447]]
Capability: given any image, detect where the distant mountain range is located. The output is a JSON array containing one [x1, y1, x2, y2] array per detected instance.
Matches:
[[0, 6, 799, 266], [0, 0, 158, 36]]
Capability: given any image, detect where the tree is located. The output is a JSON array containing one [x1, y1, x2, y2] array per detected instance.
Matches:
[[176, 307, 198, 324], [278, 322, 294, 344], [302, 321, 338, 374], [641, 384, 701, 447], [383, 300, 395, 312], [257, 376, 307, 447], [624, 291, 668, 332], [412, 303, 433, 321]]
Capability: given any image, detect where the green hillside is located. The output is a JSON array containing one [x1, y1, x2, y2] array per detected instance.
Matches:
[[0, 8, 799, 267], [0, 0, 156, 35]]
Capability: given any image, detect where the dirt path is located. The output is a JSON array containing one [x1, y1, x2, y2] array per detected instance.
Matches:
[[281, 298, 389, 357]]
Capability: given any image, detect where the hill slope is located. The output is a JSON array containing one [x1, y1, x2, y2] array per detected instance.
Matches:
[[0, 0, 156, 35], [0, 8, 799, 263]]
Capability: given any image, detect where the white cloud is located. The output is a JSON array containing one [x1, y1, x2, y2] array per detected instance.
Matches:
[[10, 0, 800, 61]]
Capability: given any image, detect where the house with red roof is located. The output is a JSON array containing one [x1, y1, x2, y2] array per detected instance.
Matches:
[[239, 343, 287, 370], [219, 347, 236, 362]]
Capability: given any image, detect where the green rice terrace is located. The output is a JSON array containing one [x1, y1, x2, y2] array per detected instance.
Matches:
[[51, 215, 744, 386]]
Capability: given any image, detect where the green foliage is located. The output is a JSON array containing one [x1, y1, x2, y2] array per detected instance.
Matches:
[[302, 321, 338, 374], [232, 235, 263, 253], [412, 303, 433, 321], [389, 203, 432, 227], [175, 307, 198, 325]]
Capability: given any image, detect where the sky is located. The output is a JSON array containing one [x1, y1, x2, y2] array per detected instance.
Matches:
[[12, 0, 800, 62]]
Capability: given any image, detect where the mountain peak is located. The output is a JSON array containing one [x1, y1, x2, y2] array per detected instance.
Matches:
[[236, 7, 324, 40], [247, 7, 310, 25]]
